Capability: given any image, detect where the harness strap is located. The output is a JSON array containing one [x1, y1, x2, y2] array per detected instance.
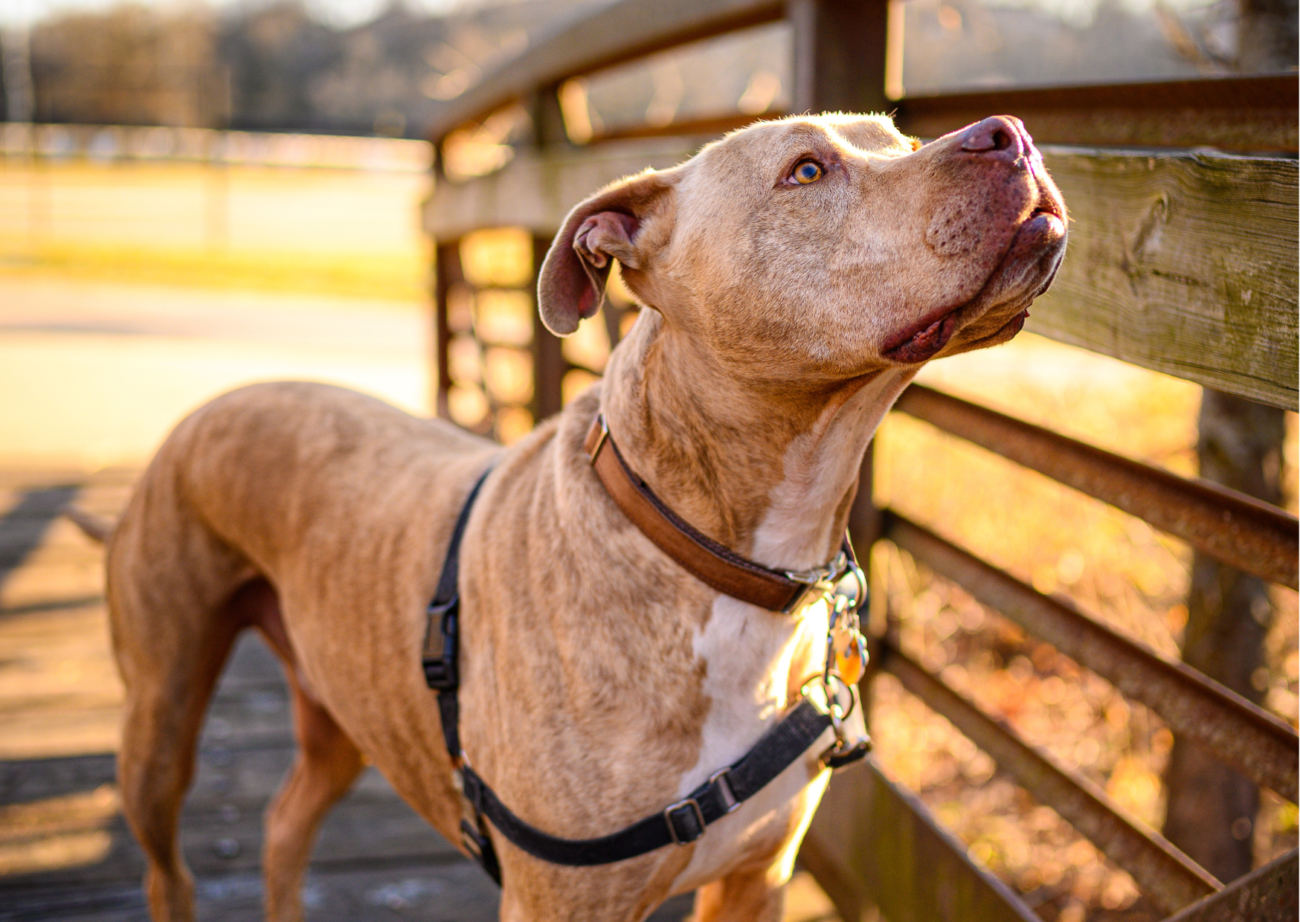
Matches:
[[422, 466, 500, 881], [422, 467, 493, 753], [421, 461, 865, 882], [459, 699, 833, 866]]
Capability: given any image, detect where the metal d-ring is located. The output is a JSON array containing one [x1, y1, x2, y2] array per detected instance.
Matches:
[[824, 672, 856, 721], [800, 671, 858, 742]]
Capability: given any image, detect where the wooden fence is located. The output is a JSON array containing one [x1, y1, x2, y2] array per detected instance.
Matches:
[[419, 1, 1299, 919]]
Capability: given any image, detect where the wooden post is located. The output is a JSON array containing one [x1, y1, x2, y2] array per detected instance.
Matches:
[[525, 82, 573, 424], [1162, 0, 1294, 883], [796, 3, 897, 918], [788, 0, 891, 115], [792, 0, 892, 573], [531, 81, 571, 148], [433, 239, 461, 420]]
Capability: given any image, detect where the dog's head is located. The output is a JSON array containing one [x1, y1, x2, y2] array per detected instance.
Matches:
[[539, 113, 1066, 382]]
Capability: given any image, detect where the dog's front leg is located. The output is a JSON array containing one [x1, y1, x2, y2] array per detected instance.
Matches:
[[689, 866, 785, 922]]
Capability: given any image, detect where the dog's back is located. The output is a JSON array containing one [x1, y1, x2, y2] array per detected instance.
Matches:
[[103, 381, 499, 921]]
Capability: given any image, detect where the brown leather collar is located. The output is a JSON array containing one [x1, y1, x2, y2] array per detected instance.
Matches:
[[583, 414, 850, 613]]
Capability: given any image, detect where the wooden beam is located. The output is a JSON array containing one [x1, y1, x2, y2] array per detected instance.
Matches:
[[882, 644, 1220, 915], [1162, 849, 1298, 922], [591, 112, 782, 145], [896, 75, 1298, 153], [789, 0, 890, 114], [884, 511, 1300, 804], [423, 136, 701, 240], [802, 761, 1041, 922], [1032, 147, 1298, 410], [895, 386, 1299, 589], [425, 0, 783, 143]]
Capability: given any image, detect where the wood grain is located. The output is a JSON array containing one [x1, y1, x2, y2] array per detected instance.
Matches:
[[1034, 147, 1298, 410], [898, 75, 1299, 153]]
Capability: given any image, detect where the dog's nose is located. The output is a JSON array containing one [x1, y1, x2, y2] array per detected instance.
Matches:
[[959, 116, 1029, 162]]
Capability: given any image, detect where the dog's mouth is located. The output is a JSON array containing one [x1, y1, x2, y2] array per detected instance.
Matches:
[[884, 194, 1064, 365], [882, 309, 960, 364]]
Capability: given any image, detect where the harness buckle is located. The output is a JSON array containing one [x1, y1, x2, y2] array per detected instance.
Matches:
[[422, 598, 459, 691], [459, 819, 503, 884], [664, 797, 706, 845]]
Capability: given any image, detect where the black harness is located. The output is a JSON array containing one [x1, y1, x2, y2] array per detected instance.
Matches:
[[422, 467, 867, 885]]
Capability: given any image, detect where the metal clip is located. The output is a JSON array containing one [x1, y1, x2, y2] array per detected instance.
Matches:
[[782, 550, 854, 614], [819, 737, 872, 771], [827, 560, 867, 624], [784, 550, 849, 587], [421, 600, 459, 691], [708, 768, 740, 814]]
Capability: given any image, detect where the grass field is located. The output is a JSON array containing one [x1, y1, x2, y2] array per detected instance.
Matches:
[[0, 159, 436, 471], [0, 161, 431, 300]]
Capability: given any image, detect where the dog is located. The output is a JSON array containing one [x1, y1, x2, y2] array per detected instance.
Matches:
[[81, 112, 1065, 921]]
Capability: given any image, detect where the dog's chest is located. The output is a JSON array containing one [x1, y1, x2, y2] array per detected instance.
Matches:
[[664, 421, 878, 892], [666, 590, 832, 892]]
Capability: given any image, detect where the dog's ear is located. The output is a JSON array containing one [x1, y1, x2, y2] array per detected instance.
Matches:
[[537, 169, 672, 336]]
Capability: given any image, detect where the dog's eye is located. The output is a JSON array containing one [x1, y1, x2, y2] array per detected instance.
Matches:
[[792, 161, 823, 184]]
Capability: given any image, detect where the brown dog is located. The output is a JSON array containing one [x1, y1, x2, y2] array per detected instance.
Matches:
[[93, 113, 1065, 921]]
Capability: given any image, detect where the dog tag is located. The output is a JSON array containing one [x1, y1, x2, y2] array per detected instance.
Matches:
[[831, 625, 868, 686], [822, 558, 868, 685]]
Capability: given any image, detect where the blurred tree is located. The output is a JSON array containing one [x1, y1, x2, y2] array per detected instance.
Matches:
[[1161, 0, 1295, 883], [8, 0, 594, 137], [1163, 395, 1285, 881], [218, 1, 345, 132], [1, 25, 36, 122], [29, 4, 223, 127]]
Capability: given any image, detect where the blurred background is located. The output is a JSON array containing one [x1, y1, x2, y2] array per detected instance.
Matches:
[[0, 0, 1295, 920], [0, 0, 1278, 463]]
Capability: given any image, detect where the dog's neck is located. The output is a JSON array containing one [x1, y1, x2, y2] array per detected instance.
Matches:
[[600, 310, 917, 572]]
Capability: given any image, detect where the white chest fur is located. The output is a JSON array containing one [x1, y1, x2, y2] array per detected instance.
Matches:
[[666, 592, 832, 894], [666, 372, 907, 895]]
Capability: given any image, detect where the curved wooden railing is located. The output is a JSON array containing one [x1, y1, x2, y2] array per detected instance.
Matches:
[[421, 2, 1299, 919]]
